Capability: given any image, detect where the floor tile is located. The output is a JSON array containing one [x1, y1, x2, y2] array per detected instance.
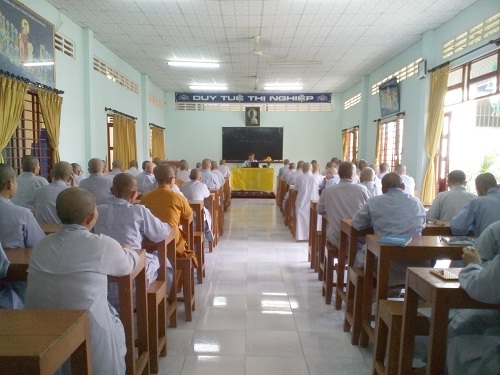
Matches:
[[162, 198, 376, 375]]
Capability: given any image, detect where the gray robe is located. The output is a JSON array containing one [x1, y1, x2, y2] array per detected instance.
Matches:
[[25, 225, 139, 375]]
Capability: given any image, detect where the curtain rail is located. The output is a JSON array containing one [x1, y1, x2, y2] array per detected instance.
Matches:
[[149, 123, 165, 129], [428, 38, 500, 73], [105, 107, 137, 120], [0, 69, 64, 94]]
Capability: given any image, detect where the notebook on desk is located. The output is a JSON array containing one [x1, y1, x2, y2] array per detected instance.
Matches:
[[250, 161, 259, 168], [377, 234, 412, 247], [430, 269, 459, 280]]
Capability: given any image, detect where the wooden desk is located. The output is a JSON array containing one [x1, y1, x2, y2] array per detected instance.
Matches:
[[360, 235, 464, 347], [0, 309, 92, 374], [108, 250, 149, 375], [180, 214, 194, 252], [399, 268, 500, 374], [230, 167, 275, 192], [4, 247, 30, 281], [308, 200, 319, 271], [4, 248, 149, 374], [422, 221, 452, 236], [39, 223, 61, 235], [336, 220, 452, 311], [337, 219, 373, 310]]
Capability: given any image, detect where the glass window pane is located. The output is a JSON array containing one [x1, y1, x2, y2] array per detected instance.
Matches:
[[448, 68, 463, 87], [470, 54, 498, 79], [469, 76, 497, 99]]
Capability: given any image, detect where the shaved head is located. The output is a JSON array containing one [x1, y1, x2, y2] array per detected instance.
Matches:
[[338, 161, 355, 179], [360, 167, 375, 183], [0, 164, 16, 192], [111, 173, 137, 199], [53, 161, 73, 181], [382, 172, 403, 191], [154, 164, 175, 184], [88, 158, 103, 174], [57, 188, 96, 225], [189, 168, 201, 181]]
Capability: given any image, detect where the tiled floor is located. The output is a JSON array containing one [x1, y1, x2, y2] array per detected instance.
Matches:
[[158, 198, 372, 375]]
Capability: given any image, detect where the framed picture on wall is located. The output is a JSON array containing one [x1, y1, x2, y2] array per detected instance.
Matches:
[[245, 107, 260, 126], [0, 0, 55, 86]]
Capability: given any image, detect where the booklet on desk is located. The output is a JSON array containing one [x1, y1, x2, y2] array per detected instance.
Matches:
[[377, 234, 412, 246], [439, 236, 476, 245]]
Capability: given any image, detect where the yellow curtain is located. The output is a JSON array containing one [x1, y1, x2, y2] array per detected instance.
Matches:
[[0, 77, 28, 163], [113, 114, 137, 168], [341, 130, 348, 161], [151, 126, 166, 160], [38, 89, 63, 164], [374, 120, 382, 165], [421, 64, 450, 205]]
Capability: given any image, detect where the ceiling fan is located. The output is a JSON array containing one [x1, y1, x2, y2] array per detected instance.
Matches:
[[250, 35, 279, 58]]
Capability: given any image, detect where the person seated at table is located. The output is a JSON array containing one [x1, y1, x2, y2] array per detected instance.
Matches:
[[359, 166, 381, 197], [318, 161, 371, 248], [278, 159, 290, 180], [394, 164, 416, 196], [319, 165, 338, 191], [285, 162, 296, 180], [200, 158, 220, 190], [311, 161, 324, 185], [125, 159, 140, 177], [451, 172, 500, 236], [356, 159, 368, 178], [294, 162, 321, 241], [180, 168, 214, 242], [176, 159, 190, 184], [93, 173, 173, 309], [141, 164, 198, 268], [136, 161, 156, 194], [352, 172, 427, 286], [25, 188, 139, 375], [426, 170, 476, 222], [377, 162, 390, 180], [79, 158, 113, 205], [211, 160, 225, 188], [34, 161, 76, 224], [218, 159, 231, 178], [446, 243, 500, 375], [71, 162, 84, 186], [242, 152, 257, 168], [107, 160, 123, 178], [11, 155, 49, 210], [181, 169, 210, 200], [0, 164, 45, 249], [287, 160, 304, 186]]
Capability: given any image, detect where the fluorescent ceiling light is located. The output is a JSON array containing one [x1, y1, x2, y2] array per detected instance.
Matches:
[[269, 61, 322, 66], [168, 61, 219, 68], [23, 61, 54, 67], [189, 84, 227, 90], [263, 85, 303, 91]]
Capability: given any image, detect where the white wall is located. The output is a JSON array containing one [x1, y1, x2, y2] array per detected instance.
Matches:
[[164, 92, 342, 171]]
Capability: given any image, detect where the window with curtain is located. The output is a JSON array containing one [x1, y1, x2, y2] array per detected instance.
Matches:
[[107, 112, 137, 170], [445, 49, 500, 106], [341, 127, 358, 163], [439, 49, 500, 194], [150, 125, 166, 161], [376, 117, 404, 171], [2, 91, 53, 179]]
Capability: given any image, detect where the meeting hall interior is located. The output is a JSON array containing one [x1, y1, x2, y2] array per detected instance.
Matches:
[[1, 0, 500, 374]]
